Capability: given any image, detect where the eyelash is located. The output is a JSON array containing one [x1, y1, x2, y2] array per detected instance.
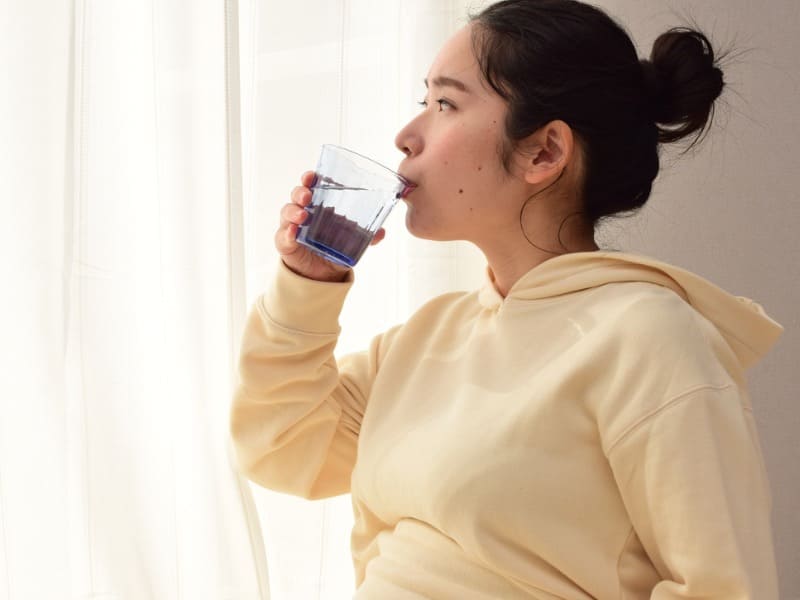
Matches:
[[417, 98, 454, 112]]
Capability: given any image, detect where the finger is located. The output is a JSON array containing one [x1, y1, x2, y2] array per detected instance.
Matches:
[[301, 171, 316, 188], [290, 186, 313, 207], [275, 223, 300, 255], [280, 202, 309, 226], [369, 228, 386, 246]]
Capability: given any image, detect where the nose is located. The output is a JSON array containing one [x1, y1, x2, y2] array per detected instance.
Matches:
[[394, 115, 423, 157]]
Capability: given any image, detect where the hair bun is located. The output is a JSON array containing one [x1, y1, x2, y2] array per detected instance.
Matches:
[[642, 27, 725, 144]]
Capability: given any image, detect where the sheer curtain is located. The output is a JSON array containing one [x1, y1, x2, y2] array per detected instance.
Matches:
[[1, 0, 266, 598], [237, 0, 488, 598], [1, 0, 488, 598]]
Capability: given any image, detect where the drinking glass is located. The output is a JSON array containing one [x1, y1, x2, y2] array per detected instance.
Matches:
[[295, 144, 414, 268]]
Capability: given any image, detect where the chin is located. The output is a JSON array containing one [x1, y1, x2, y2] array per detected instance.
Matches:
[[404, 211, 456, 242], [405, 210, 434, 240]]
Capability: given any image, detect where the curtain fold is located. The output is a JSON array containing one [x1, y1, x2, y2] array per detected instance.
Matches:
[[2, 0, 268, 597], [224, 0, 271, 596]]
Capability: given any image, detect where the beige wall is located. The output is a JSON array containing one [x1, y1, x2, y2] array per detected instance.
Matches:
[[589, 1, 799, 596]]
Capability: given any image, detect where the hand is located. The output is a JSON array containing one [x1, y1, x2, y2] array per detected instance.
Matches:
[[275, 171, 386, 282]]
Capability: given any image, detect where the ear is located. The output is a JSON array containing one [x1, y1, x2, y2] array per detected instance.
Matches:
[[519, 120, 575, 185]]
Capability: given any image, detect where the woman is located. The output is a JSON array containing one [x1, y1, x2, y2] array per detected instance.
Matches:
[[230, 0, 782, 597]]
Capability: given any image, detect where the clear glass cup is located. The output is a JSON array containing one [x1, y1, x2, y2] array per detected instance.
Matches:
[[295, 144, 414, 268]]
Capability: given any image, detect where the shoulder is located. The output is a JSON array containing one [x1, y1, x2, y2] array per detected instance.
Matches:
[[601, 281, 739, 383], [584, 283, 746, 446], [591, 281, 724, 356]]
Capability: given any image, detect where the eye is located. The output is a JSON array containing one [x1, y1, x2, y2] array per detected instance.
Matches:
[[435, 99, 453, 111], [417, 98, 455, 112]]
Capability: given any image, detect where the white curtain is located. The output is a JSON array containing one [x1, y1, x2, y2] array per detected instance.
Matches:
[[1, 0, 267, 598], [1, 0, 488, 599]]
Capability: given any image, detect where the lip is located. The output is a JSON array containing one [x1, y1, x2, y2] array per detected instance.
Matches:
[[398, 174, 418, 199], [400, 183, 417, 199]]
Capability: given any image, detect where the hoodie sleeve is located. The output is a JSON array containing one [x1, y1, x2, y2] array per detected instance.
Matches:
[[229, 261, 396, 500], [607, 384, 779, 599]]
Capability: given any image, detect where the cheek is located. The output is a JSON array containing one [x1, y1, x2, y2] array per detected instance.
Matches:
[[429, 119, 507, 196], [438, 135, 495, 179]]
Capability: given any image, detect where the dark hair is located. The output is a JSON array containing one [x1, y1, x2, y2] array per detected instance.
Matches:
[[469, 0, 726, 225]]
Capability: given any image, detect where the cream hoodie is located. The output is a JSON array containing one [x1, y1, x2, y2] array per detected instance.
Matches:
[[230, 251, 783, 599]]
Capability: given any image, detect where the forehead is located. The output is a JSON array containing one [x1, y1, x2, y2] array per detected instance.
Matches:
[[426, 25, 481, 88]]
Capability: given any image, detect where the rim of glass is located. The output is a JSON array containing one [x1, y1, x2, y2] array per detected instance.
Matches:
[[321, 144, 411, 185]]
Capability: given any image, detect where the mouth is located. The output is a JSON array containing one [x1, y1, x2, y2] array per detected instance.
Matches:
[[398, 175, 418, 199]]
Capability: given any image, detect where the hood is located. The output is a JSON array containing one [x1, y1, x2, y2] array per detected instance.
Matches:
[[478, 251, 783, 370]]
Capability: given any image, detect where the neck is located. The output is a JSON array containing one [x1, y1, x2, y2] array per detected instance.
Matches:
[[478, 181, 599, 296], [480, 229, 598, 297]]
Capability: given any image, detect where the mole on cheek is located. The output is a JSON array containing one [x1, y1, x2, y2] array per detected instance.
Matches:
[[478, 166, 482, 171], [459, 189, 464, 194]]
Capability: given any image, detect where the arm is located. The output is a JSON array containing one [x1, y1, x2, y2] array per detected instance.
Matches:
[[230, 261, 392, 500], [607, 385, 779, 599]]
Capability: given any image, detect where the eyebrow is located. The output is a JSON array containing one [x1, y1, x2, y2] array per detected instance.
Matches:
[[423, 76, 471, 93]]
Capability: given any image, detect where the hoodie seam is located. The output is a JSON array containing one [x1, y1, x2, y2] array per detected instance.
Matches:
[[606, 383, 735, 456]]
